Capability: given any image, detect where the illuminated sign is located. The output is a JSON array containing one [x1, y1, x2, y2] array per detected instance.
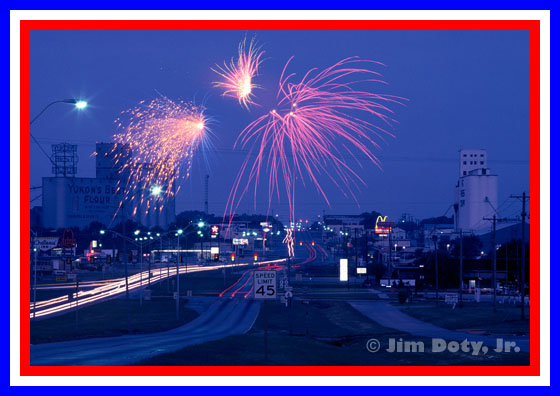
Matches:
[[374, 216, 394, 235], [339, 258, 348, 281], [211, 225, 219, 235], [210, 247, 219, 254], [357, 267, 367, 274], [233, 238, 249, 246], [33, 237, 59, 251]]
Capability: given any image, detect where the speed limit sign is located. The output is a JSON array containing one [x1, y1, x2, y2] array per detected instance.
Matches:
[[253, 271, 277, 299]]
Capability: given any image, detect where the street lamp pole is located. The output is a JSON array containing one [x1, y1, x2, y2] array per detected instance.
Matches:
[[31, 230, 38, 320], [432, 235, 439, 306], [176, 229, 183, 321], [121, 206, 131, 333]]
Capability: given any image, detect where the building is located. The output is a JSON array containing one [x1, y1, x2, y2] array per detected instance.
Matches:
[[42, 142, 175, 229], [453, 149, 498, 233], [323, 214, 364, 234]]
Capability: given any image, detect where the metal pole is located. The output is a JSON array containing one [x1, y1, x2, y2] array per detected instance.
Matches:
[[148, 240, 151, 286], [355, 228, 358, 284], [520, 192, 527, 320], [388, 232, 392, 279], [492, 215, 497, 312], [433, 235, 439, 306], [264, 299, 269, 362], [139, 242, 143, 306], [122, 206, 130, 334], [459, 229, 463, 308], [176, 234, 180, 321], [75, 279, 79, 330], [32, 236, 38, 319]]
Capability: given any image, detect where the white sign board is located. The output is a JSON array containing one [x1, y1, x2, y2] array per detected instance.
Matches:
[[233, 238, 249, 246], [253, 271, 277, 299], [33, 237, 59, 251], [339, 258, 348, 281], [210, 247, 220, 254], [357, 267, 367, 274]]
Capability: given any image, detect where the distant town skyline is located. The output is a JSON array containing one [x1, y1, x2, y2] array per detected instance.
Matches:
[[30, 29, 530, 223]]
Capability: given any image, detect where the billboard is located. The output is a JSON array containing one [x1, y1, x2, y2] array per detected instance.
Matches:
[[33, 237, 59, 251]]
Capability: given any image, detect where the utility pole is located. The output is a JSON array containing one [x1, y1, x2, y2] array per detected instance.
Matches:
[[492, 215, 497, 312], [139, 241, 143, 307], [459, 229, 463, 308], [355, 228, 358, 286], [122, 205, 131, 334], [482, 214, 506, 312], [432, 235, 439, 306], [176, 233, 181, 321], [511, 192, 529, 320], [388, 232, 392, 280], [521, 192, 527, 320]]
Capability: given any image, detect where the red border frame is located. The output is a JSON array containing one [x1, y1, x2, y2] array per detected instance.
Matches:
[[19, 19, 541, 377]]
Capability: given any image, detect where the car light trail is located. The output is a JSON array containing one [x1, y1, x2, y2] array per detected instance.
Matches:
[[31, 259, 287, 320]]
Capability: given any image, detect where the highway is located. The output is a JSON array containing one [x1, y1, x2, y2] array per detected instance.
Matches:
[[30, 238, 321, 366], [31, 259, 287, 320], [30, 297, 262, 366]]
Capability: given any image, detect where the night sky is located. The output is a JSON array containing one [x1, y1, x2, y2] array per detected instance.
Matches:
[[30, 29, 530, 224]]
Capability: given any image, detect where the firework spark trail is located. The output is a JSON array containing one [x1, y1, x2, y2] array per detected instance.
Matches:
[[111, 97, 209, 218], [225, 57, 406, 227], [212, 38, 264, 110]]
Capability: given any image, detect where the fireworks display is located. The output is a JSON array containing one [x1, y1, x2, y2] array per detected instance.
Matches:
[[111, 97, 209, 217], [212, 38, 264, 109], [225, 56, 404, 226], [110, 37, 402, 228]]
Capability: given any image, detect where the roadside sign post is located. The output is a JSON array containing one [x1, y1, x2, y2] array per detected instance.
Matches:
[[75, 279, 79, 331], [253, 271, 277, 362]]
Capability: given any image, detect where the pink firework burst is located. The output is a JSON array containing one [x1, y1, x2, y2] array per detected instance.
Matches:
[[212, 38, 264, 109], [225, 56, 406, 226]]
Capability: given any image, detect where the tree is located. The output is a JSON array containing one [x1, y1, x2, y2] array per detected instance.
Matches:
[[450, 235, 483, 259]]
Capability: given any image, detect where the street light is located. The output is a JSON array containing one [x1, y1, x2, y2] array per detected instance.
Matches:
[[31, 98, 88, 125], [74, 100, 88, 109], [151, 185, 163, 196]]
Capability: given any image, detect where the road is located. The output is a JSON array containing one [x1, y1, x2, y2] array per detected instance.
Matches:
[[31, 259, 287, 320], [30, 297, 262, 366], [30, 236, 320, 366]]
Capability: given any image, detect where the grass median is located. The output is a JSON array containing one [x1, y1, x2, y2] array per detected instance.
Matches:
[[400, 302, 530, 335], [138, 299, 529, 366]]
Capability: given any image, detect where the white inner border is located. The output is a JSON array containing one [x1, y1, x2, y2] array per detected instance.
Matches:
[[10, 9, 551, 387]]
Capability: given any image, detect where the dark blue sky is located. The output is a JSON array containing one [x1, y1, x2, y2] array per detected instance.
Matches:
[[30, 29, 530, 223]]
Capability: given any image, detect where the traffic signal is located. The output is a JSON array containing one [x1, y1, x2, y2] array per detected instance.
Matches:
[[311, 241, 315, 246], [213, 253, 219, 261], [299, 241, 303, 246], [231, 253, 235, 262], [179, 255, 183, 263], [253, 253, 258, 262], [106, 255, 111, 264]]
